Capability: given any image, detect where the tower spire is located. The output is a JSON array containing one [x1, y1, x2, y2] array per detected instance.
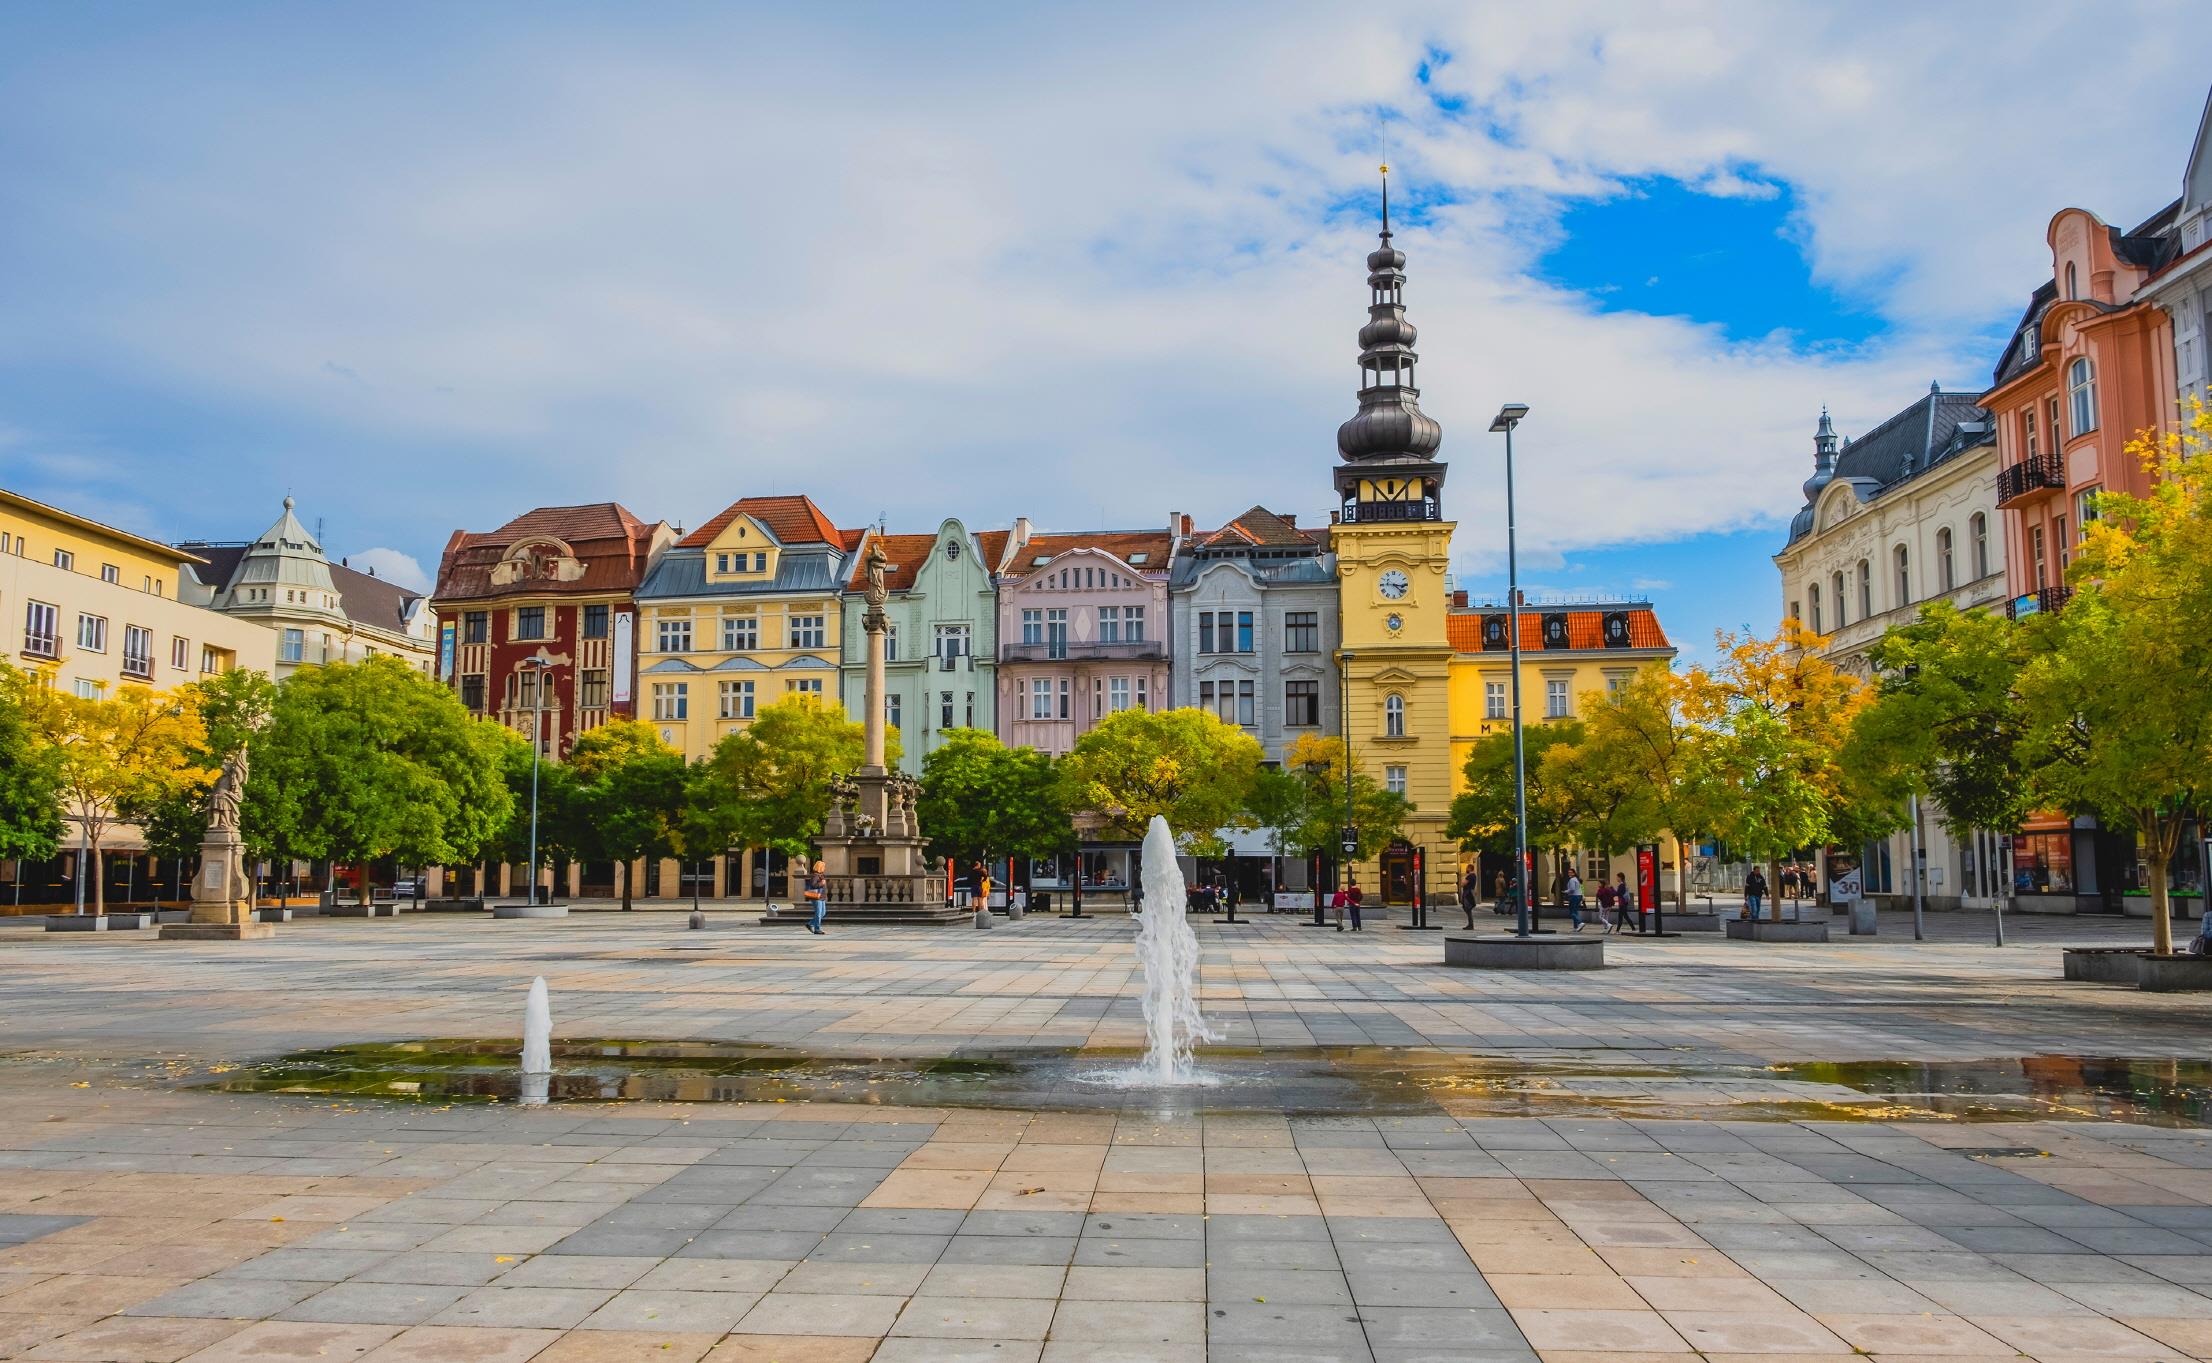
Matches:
[[1335, 164, 1441, 465]]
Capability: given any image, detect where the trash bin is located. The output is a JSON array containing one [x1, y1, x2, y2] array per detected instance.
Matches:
[[1848, 901, 1877, 935], [1031, 892, 1052, 913]]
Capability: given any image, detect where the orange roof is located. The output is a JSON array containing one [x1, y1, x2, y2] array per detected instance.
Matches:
[[680, 494, 845, 549], [1013, 531, 1173, 574], [1447, 607, 1672, 653], [1200, 506, 1323, 550], [491, 502, 650, 544]]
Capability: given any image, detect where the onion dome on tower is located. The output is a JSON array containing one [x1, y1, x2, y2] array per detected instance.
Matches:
[[1334, 166, 1447, 524]]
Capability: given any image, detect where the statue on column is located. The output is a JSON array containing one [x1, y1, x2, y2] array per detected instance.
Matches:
[[863, 538, 891, 613]]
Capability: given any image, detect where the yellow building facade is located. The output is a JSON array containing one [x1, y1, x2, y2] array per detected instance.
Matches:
[[632, 495, 861, 762]]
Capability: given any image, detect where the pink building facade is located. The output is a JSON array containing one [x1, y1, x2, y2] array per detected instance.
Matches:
[[995, 526, 1180, 757]]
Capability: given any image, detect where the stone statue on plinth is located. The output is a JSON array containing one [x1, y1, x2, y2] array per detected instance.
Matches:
[[162, 748, 275, 939]]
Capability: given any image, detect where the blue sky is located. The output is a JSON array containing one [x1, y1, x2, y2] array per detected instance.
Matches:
[[1, 4, 2205, 665]]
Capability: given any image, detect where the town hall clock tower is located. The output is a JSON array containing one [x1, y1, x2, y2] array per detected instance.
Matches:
[[1330, 171, 1456, 904]]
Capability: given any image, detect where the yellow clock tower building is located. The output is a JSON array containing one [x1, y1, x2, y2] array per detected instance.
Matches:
[[1331, 174, 1457, 905]]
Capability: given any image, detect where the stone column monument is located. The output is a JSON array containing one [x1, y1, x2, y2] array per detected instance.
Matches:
[[762, 538, 956, 925], [159, 750, 275, 941]]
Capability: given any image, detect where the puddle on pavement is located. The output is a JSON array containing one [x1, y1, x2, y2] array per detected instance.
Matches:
[[180, 1041, 2212, 1125]]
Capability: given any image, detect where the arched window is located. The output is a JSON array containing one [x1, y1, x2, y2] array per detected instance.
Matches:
[[2064, 262, 2078, 299], [1937, 528, 1954, 591], [1970, 513, 1989, 578], [1831, 570, 1848, 627], [2068, 357, 2098, 436], [1857, 559, 1872, 619], [1808, 583, 1823, 633], [1894, 545, 1910, 606], [1384, 693, 1405, 737]]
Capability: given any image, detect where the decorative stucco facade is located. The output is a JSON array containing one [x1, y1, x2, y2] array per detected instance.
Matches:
[[1168, 507, 1338, 766], [994, 526, 1177, 758]]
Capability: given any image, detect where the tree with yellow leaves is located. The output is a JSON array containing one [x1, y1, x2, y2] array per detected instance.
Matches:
[[1057, 706, 1263, 854], [1679, 621, 1875, 919], [21, 683, 209, 915], [2017, 398, 2212, 956]]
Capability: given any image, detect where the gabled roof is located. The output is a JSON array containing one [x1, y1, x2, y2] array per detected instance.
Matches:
[[1011, 530, 1173, 575], [433, 501, 664, 602], [843, 526, 1018, 592], [331, 560, 423, 634], [680, 494, 847, 549], [1198, 506, 1324, 551], [1446, 606, 1672, 653], [493, 502, 650, 544]]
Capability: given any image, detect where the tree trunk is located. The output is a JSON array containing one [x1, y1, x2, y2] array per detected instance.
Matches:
[[357, 862, 372, 907], [90, 827, 106, 915], [620, 859, 633, 911], [2148, 813, 2178, 958], [1768, 859, 1783, 923]]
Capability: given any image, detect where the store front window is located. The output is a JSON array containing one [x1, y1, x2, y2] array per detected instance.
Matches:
[[2013, 830, 2075, 895]]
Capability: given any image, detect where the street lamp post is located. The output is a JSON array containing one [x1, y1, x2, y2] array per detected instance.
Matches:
[[522, 655, 556, 907], [1490, 403, 1533, 938], [1303, 758, 1332, 927]]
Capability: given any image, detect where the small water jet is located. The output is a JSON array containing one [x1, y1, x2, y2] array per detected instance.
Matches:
[[1130, 815, 1217, 1084]]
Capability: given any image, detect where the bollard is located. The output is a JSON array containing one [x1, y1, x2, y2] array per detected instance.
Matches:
[[688, 911, 705, 930]]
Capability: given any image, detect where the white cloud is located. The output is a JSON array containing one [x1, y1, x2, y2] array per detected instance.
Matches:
[[0, 2, 2201, 591], [342, 547, 431, 594]]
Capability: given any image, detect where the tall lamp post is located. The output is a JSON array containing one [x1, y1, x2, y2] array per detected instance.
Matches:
[[522, 655, 557, 907], [1490, 403, 1533, 937]]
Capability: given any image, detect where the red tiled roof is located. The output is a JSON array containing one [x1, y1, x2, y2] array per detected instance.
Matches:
[[1447, 607, 1672, 653], [680, 494, 845, 549], [973, 530, 1010, 570], [1201, 506, 1322, 550], [844, 532, 936, 592], [432, 501, 665, 602], [1012, 531, 1173, 574]]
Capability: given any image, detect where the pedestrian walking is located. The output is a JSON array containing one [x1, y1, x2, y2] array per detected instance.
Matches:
[[1613, 871, 1636, 934], [1460, 869, 1479, 930], [805, 859, 829, 934], [1595, 877, 1617, 926], [1564, 869, 1585, 932], [1743, 867, 1767, 920], [1346, 881, 1365, 932], [1330, 884, 1348, 931]]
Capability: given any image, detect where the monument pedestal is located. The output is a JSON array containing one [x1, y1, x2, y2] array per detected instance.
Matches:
[[161, 824, 271, 940]]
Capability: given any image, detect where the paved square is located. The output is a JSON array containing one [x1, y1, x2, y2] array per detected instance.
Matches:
[[0, 909, 2206, 1361]]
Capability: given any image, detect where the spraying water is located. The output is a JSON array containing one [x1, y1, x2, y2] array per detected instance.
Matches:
[[1133, 815, 1217, 1084], [521, 977, 551, 1076]]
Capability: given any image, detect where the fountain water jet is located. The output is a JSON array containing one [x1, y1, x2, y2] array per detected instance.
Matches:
[[522, 977, 551, 1075], [1133, 815, 1218, 1084]]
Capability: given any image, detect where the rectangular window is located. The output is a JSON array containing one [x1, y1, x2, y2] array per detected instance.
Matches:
[[935, 625, 969, 660], [462, 611, 488, 644], [1125, 606, 1145, 643], [74, 678, 103, 700], [1545, 679, 1570, 719], [1607, 674, 1628, 695], [171, 635, 189, 670], [77, 614, 107, 653], [1058, 677, 1070, 720], [789, 615, 826, 649], [719, 680, 754, 720], [785, 677, 824, 697], [657, 617, 692, 653], [122, 625, 153, 678], [715, 553, 732, 574], [1197, 611, 1215, 654], [1286, 679, 1319, 726], [1135, 675, 1148, 710], [515, 606, 546, 640], [721, 615, 759, 651], [965, 691, 974, 726], [100, 563, 119, 584], [1284, 611, 1319, 653], [884, 692, 900, 732], [2077, 487, 2101, 532], [582, 603, 609, 639], [1385, 765, 1407, 797], [1022, 609, 1043, 645], [942, 690, 955, 728], [280, 627, 304, 663], [1109, 676, 1130, 712], [52, 549, 73, 571], [754, 552, 767, 573], [884, 624, 898, 663], [578, 669, 608, 709], [1236, 679, 1255, 726], [1236, 611, 1254, 654], [1030, 678, 1053, 720], [1045, 608, 1067, 659], [2055, 515, 2069, 570], [2031, 525, 2047, 589], [1485, 681, 1506, 720], [514, 669, 541, 711], [651, 682, 688, 721], [200, 644, 223, 673], [460, 675, 487, 712], [2023, 408, 2038, 457], [1098, 606, 1120, 643]]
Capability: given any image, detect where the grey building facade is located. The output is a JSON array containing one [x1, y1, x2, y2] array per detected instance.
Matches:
[[1168, 506, 1339, 766]]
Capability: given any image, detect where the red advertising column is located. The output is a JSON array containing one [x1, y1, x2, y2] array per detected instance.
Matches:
[[1637, 845, 1660, 935]]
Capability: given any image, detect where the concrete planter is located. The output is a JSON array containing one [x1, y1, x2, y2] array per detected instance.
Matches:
[[325, 903, 399, 918], [1725, 919, 1830, 943], [101, 912, 153, 930], [1663, 913, 1723, 933], [1443, 934, 1605, 970], [253, 906, 293, 923], [2062, 947, 2151, 984], [491, 902, 569, 919], [2137, 954, 2212, 992], [44, 914, 108, 932], [158, 922, 275, 941], [1847, 902, 1878, 935]]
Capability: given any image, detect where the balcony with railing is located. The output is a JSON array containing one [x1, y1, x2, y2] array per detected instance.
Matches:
[[2007, 584, 2073, 620], [1996, 453, 2064, 507], [999, 639, 1165, 663]]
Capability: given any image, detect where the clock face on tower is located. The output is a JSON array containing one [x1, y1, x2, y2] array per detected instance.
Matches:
[[1378, 570, 1410, 600]]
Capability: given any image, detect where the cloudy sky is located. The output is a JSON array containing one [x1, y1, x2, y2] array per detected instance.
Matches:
[[2, 3, 2205, 659]]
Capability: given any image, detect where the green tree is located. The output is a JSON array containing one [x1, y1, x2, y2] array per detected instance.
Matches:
[[247, 658, 513, 905], [21, 682, 208, 914], [1446, 721, 1583, 900], [0, 664, 64, 862], [1680, 623, 1871, 918], [1057, 707, 1265, 854], [1541, 723, 1664, 865], [120, 667, 278, 894], [1252, 732, 1409, 864], [1569, 669, 1722, 909], [2015, 402, 2212, 954], [567, 720, 686, 909], [482, 725, 578, 897], [702, 696, 887, 902], [918, 728, 1070, 869], [674, 759, 750, 908]]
